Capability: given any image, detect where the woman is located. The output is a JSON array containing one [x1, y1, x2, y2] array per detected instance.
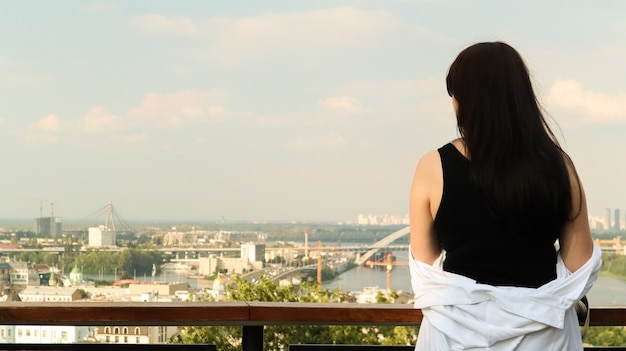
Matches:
[[409, 42, 601, 350]]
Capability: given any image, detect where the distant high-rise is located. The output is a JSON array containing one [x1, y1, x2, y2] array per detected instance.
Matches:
[[241, 242, 265, 262], [33, 217, 62, 237], [615, 209, 621, 231], [88, 225, 117, 247], [606, 209, 612, 231]]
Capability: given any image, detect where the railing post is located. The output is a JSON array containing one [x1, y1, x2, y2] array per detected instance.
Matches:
[[242, 325, 264, 351]]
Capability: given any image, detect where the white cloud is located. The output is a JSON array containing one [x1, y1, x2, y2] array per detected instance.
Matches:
[[289, 133, 346, 150], [132, 14, 198, 36], [547, 79, 626, 123], [128, 89, 225, 127], [341, 77, 442, 101], [133, 7, 436, 63], [19, 89, 228, 147], [28, 114, 61, 132], [252, 77, 446, 131], [25, 114, 62, 143], [326, 77, 452, 125], [80, 106, 120, 132], [209, 7, 399, 61], [320, 96, 363, 114]]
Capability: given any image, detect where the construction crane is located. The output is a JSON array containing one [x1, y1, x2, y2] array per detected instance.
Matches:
[[312, 241, 346, 285], [365, 251, 408, 291], [317, 240, 322, 284]]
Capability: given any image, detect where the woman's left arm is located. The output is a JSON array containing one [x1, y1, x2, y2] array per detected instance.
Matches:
[[410, 150, 443, 265]]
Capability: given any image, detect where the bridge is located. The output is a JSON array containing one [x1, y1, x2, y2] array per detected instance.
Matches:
[[269, 264, 317, 283], [354, 226, 410, 266], [350, 228, 622, 266], [5, 228, 616, 264]]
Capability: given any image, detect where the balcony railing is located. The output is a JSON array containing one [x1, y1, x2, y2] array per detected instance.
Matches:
[[1, 302, 625, 350]]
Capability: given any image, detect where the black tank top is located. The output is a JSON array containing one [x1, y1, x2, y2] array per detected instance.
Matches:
[[434, 143, 558, 288]]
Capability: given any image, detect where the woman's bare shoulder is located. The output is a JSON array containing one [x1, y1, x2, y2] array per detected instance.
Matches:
[[417, 149, 440, 168], [413, 148, 443, 187]]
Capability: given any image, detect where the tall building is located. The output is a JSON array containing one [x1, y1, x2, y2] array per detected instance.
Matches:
[[88, 225, 117, 247], [606, 209, 612, 231], [33, 217, 62, 237], [615, 209, 621, 231], [6, 261, 39, 293], [0, 262, 11, 294], [241, 242, 265, 263]]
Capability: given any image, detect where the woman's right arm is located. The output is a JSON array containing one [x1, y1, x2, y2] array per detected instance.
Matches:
[[410, 150, 443, 265], [559, 161, 594, 273]]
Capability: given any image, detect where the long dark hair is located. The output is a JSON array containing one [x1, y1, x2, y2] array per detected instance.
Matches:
[[446, 42, 575, 235]]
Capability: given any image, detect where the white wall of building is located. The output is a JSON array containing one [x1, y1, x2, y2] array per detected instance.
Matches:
[[89, 225, 116, 247], [241, 243, 265, 262], [0, 326, 14, 343], [2, 325, 94, 344], [95, 326, 176, 344], [357, 214, 409, 226]]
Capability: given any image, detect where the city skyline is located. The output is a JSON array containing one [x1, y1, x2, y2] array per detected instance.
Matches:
[[1, 2, 626, 221]]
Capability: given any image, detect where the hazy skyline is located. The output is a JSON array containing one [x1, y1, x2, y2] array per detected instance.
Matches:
[[1, 1, 625, 221]]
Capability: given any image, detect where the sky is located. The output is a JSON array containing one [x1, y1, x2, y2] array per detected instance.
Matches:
[[1, 1, 625, 223]]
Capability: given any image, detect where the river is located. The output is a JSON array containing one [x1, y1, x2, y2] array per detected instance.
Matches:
[[321, 264, 626, 306], [84, 257, 626, 306]]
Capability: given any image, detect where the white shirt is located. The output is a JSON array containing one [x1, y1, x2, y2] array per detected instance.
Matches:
[[409, 245, 602, 350]]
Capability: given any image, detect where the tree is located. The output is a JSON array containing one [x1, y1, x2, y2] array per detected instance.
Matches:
[[267, 256, 286, 264], [42, 253, 57, 266], [601, 253, 626, 279], [171, 276, 418, 350], [321, 266, 337, 281], [375, 291, 389, 304], [60, 249, 163, 275], [584, 327, 626, 346]]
